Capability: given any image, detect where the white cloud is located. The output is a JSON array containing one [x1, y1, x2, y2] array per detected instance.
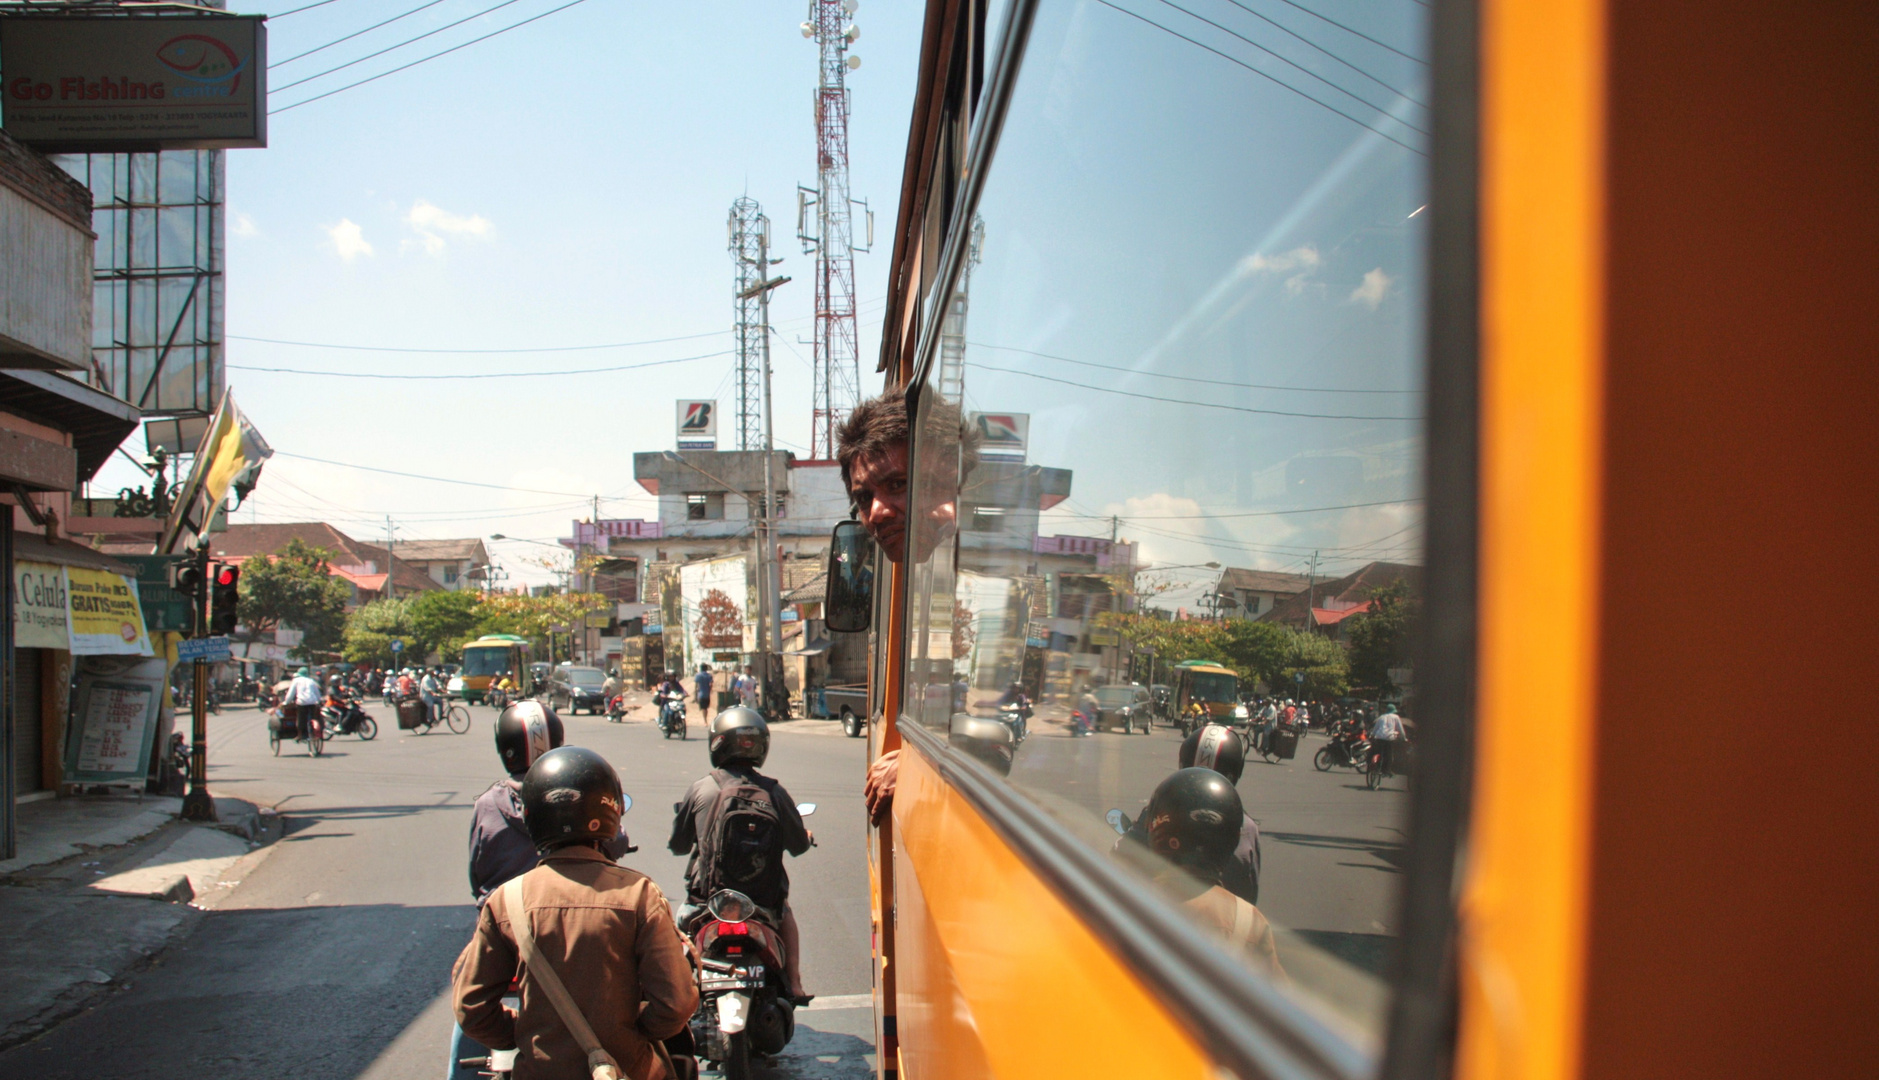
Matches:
[[323, 218, 373, 261], [1239, 245, 1320, 276], [403, 199, 492, 255], [231, 211, 259, 238], [1350, 268, 1392, 309]]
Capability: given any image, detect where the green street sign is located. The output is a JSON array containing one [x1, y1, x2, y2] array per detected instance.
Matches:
[[118, 554, 194, 634]]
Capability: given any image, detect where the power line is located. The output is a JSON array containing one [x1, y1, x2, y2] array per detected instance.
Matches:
[[270, 0, 598, 115], [228, 329, 726, 353], [269, 0, 453, 68], [1153, 0, 1429, 126], [964, 360, 1421, 421], [230, 348, 731, 380], [969, 341, 1419, 395], [1217, 0, 1426, 106], [1264, 0, 1429, 67], [1051, 497, 1421, 521], [272, 450, 595, 496], [270, 0, 527, 94], [1091, 0, 1425, 157]]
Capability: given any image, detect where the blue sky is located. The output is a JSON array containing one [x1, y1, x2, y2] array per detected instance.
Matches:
[[87, 0, 925, 585]]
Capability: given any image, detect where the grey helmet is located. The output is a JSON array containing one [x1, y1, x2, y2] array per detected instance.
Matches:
[[708, 706, 770, 768]]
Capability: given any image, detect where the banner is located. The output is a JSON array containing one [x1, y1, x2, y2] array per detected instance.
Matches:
[[676, 400, 717, 450], [0, 14, 267, 152], [11, 561, 153, 655], [65, 566, 155, 656], [64, 657, 168, 785], [13, 559, 68, 649], [160, 390, 272, 554]]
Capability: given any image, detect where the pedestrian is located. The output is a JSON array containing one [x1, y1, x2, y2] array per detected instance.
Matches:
[[737, 667, 758, 709], [453, 746, 696, 1079], [693, 663, 715, 719]]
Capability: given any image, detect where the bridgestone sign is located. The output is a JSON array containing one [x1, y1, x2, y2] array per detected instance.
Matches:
[[0, 15, 267, 152]]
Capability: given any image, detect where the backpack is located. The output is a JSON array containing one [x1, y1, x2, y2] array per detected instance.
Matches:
[[697, 768, 787, 910]]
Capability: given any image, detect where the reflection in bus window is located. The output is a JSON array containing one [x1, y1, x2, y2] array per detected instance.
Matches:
[[901, 0, 1428, 1046]]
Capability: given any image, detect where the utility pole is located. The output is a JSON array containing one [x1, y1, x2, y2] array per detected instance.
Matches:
[[1306, 550, 1319, 634], [179, 548, 215, 822], [385, 515, 395, 601], [738, 229, 791, 717]]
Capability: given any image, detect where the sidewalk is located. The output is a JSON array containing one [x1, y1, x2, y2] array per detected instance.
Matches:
[[0, 793, 273, 1050]]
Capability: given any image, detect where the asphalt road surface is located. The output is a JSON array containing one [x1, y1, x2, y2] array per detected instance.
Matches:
[[0, 695, 875, 1080]]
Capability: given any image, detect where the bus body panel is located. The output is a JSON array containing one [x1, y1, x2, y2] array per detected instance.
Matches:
[[892, 743, 1216, 1079]]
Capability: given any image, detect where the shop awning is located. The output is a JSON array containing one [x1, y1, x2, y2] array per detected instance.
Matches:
[[784, 639, 832, 657]]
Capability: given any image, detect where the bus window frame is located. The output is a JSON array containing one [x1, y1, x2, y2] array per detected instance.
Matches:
[[883, 0, 1483, 1078]]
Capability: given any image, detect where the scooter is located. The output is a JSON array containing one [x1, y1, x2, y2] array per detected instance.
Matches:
[[1313, 721, 1369, 772], [656, 691, 688, 738], [686, 803, 817, 1080], [607, 694, 628, 723], [998, 700, 1032, 744], [322, 694, 378, 740], [1070, 709, 1094, 738]]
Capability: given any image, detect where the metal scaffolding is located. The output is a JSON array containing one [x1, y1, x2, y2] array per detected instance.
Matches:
[[729, 197, 769, 451], [798, 0, 870, 460]]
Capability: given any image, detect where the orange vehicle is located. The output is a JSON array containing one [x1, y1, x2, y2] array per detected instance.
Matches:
[[829, 1, 1877, 1080]]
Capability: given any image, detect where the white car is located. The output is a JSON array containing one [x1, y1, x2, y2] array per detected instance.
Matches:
[[446, 674, 466, 699]]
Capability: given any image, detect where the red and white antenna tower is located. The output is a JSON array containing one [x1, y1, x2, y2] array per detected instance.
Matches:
[[798, 0, 871, 461]]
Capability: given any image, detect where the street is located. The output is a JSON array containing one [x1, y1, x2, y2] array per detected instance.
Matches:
[[0, 696, 876, 1080]]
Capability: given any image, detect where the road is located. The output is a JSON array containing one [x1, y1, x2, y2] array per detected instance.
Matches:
[[0, 695, 876, 1080]]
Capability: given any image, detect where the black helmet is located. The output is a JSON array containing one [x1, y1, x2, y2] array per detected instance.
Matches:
[[1178, 724, 1246, 785], [1144, 768, 1243, 881], [708, 706, 770, 768], [949, 714, 1015, 776], [494, 700, 564, 777], [520, 746, 624, 852]]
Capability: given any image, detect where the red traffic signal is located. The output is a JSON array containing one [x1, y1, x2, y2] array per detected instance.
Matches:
[[208, 564, 241, 636]]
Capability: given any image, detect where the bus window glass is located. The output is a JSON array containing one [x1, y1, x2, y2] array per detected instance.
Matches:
[[901, 0, 1428, 1046]]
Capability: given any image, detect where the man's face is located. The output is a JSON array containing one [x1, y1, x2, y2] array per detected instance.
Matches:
[[848, 442, 911, 563]]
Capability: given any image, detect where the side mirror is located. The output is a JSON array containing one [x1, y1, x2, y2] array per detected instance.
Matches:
[[825, 520, 875, 633], [620, 793, 633, 814], [1105, 808, 1133, 836], [797, 802, 818, 816]]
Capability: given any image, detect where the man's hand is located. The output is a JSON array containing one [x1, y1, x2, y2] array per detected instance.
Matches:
[[864, 750, 901, 824]]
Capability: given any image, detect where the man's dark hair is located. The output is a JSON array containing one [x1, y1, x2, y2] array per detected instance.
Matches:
[[837, 392, 982, 504]]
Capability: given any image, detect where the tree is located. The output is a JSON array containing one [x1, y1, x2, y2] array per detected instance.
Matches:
[[1342, 579, 1417, 694], [342, 598, 415, 667], [475, 590, 607, 656], [1278, 629, 1350, 700], [1216, 620, 1295, 692], [409, 589, 484, 662], [238, 539, 349, 661]]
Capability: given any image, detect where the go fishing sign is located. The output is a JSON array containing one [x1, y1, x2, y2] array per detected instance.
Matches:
[[0, 15, 267, 151]]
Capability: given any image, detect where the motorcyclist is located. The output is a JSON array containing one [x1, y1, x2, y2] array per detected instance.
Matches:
[[453, 746, 695, 1080], [1119, 724, 1262, 904], [1076, 686, 1100, 736], [655, 671, 686, 731], [993, 682, 1030, 740], [667, 706, 813, 1004], [1140, 768, 1284, 977]]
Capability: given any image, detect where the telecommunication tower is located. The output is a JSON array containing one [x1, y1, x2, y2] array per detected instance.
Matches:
[[728, 198, 769, 451], [798, 0, 872, 460]]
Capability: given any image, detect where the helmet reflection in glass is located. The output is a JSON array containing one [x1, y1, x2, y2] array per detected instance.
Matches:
[[494, 700, 564, 777], [1145, 767, 1243, 881], [1178, 723, 1246, 785], [520, 746, 624, 853], [948, 713, 1015, 776], [708, 705, 770, 769]]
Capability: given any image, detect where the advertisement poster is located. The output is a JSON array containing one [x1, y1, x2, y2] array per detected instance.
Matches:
[[0, 15, 267, 151], [679, 556, 748, 671], [66, 667, 163, 784], [65, 565, 154, 656], [13, 559, 68, 649]]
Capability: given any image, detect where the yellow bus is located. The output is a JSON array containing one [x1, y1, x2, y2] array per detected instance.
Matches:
[[822, 2, 1876, 1079], [457, 634, 529, 704], [1172, 661, 1239, 726]]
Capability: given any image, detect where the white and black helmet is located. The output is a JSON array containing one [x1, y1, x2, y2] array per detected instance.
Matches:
[[1179, 723, 1246, 785], [495, 700, 564, 777]]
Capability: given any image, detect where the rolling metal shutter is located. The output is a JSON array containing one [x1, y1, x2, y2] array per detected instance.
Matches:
[[12, 648, 42, 794]]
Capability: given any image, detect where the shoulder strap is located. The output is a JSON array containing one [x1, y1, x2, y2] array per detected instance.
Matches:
[[501, 876, 625, 1080], [1229, 898, 1256, 950]]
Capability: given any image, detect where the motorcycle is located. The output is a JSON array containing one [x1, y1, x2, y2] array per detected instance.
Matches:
[[685, 803, 817, 1080], [1070, 709, 1094, 738], [997, 700, 1031, 744], [607, 693, 628, 723], [322, 694, 378, 740], [1313, 721, 1370, 772], [485, 685, 512, 711], [656, 691, 687, 738]]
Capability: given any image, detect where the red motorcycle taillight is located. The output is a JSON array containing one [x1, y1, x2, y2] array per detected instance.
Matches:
[[718, 920, 749, 936]]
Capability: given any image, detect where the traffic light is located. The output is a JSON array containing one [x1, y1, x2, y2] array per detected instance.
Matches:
[[167, 559, 205, 598], [208, 564, 241, 636]]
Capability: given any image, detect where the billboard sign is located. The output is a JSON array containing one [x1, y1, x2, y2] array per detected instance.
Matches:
[[677, 400, 717, 450], [971, 412, 1029, 462], [0, 15, 267, 151]]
